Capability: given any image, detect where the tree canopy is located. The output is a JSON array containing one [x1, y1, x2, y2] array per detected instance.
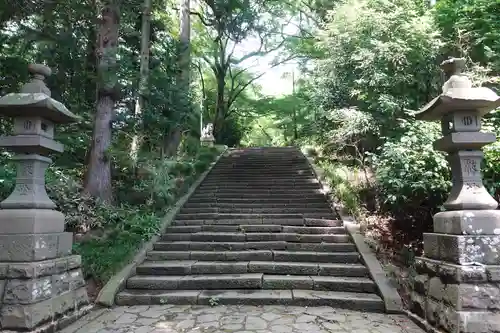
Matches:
[[1, 0, 499, 291]]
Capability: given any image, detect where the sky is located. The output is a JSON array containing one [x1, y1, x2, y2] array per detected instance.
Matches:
[[231, 25, 300, 97]]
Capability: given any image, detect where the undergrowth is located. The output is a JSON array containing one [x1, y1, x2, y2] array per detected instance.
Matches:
[[0, 145, 223, 285], [73, 146, 222, 283], [303, 147, 364, 218]]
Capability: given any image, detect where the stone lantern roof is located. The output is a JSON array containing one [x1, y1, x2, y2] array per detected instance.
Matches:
[[0, 64, 80, 123], [415, 57, 500, 121]]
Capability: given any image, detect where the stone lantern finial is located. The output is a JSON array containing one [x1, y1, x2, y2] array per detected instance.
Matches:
[[440, 57, 471, 92], [440, 57, 465, 78], [20, 63, 52, 96]]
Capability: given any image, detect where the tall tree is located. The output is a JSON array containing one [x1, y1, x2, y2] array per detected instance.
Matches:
[[193, 0, 295, 138], [130, 0, 153, 160], [84, 2, 121, 203], [163, 0, 191, 156]]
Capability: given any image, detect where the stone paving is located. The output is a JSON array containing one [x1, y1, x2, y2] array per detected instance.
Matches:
[[61, 305, 425, 333]]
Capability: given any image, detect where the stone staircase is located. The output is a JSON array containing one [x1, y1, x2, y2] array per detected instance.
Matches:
[[116, 147, 385, 311]]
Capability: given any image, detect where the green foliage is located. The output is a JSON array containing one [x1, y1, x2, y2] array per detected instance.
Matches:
[[257, 0, 500, 257], [370, 121, 451, 214], [2, 0, 500, 288], [72, 146, 221, 282], [314, 0, 442, 137], [0, 139, 220, 284], [317, 160, 362, 217], [73, 208, 160, 283], [434, 0, 500, 71], [484, 141, 500, 200]]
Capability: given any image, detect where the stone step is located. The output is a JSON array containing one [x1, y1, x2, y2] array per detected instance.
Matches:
[[174, 213, 336, 220], [127, 273, 264, 290], [146, 249, 359, 262], [202, 177, 317, 182], [118, 147, 382, 311], [186, 197, 329, 204], [197, 184, 322, 190], [171, 218, 342, 227], [205, 174, 317, 178], [262, 275, 376, 293], [165, 225, 344, 234], [203, 176, 319, 181], [153, 239, 353, 252], [115, 289, 384, 311], [138, 260, 365, 275], [160, 230, 347, 242], [210, 167, 311, 171], [178, 207, 333, 214], [190, 193, 327, 199], [218, 163, 307, 166], [202, 176, 316, 182], [182, 202, 331, 209], [202, 175, 320, 185], [304, 218, 343, 226], [207, 171, 313, 176], [161, 232, 349, 243], [130, 266, 375, 293], [193, 189, 323, 195], [172, 218, 307, 226]]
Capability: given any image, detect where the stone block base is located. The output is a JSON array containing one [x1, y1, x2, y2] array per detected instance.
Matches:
[[433, 210, 500, 235], [423, 232, 500, 265], [0, 255, 89, 331], [0, 209, 65, 235], [411, 293, 500, 333], [201, 139, 214, 147], [410, 257, 500, 333], [0, 232, 73, 262]]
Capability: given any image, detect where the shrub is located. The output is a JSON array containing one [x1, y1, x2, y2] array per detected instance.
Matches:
[[72, 146, 221, 282], [371, 121, 450, 215], [368, 120, 451, 252]]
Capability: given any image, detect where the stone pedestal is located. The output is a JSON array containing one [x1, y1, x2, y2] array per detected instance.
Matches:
[[200, 136, 215, 147], [0, 64, 89, 332], [411, 58, 500, 333], [201, 123, 215, 147]]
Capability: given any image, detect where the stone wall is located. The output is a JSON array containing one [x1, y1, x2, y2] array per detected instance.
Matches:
[[411, 257, 500, 332]]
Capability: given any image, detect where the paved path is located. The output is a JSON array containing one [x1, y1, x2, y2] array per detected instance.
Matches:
[[62, 305, 425, 333]]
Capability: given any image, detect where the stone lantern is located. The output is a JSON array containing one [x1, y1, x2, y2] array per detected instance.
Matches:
[[0, 64, 89, 331], [412, 58, 500, 333], [200, 123, 215, 147]]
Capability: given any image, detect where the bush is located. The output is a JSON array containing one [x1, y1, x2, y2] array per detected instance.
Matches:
[[483, 138, 500, 201], [0, 144, 222, 284], [367, 121, 451, 253], [72, 146, 221, 282], [319, 161, 362, 216], [73, 207, 161, 282], [371, 121, 450, 215]]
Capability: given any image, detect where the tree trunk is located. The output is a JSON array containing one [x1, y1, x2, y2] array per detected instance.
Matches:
[[162, 129, 182, 157], [177, 0, 191, 85], [213, 73, 225, 137], [130, 0, 152, 161], [163, 0, 191, 156], [84, 2, 120, 204]]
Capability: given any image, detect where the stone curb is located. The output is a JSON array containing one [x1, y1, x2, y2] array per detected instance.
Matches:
[[301, 149, 403, 314], [343, 221, 404, 314], [404, 309, 442, 333], [57, 306, 107, 333], [95, 145, 229, 307]]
